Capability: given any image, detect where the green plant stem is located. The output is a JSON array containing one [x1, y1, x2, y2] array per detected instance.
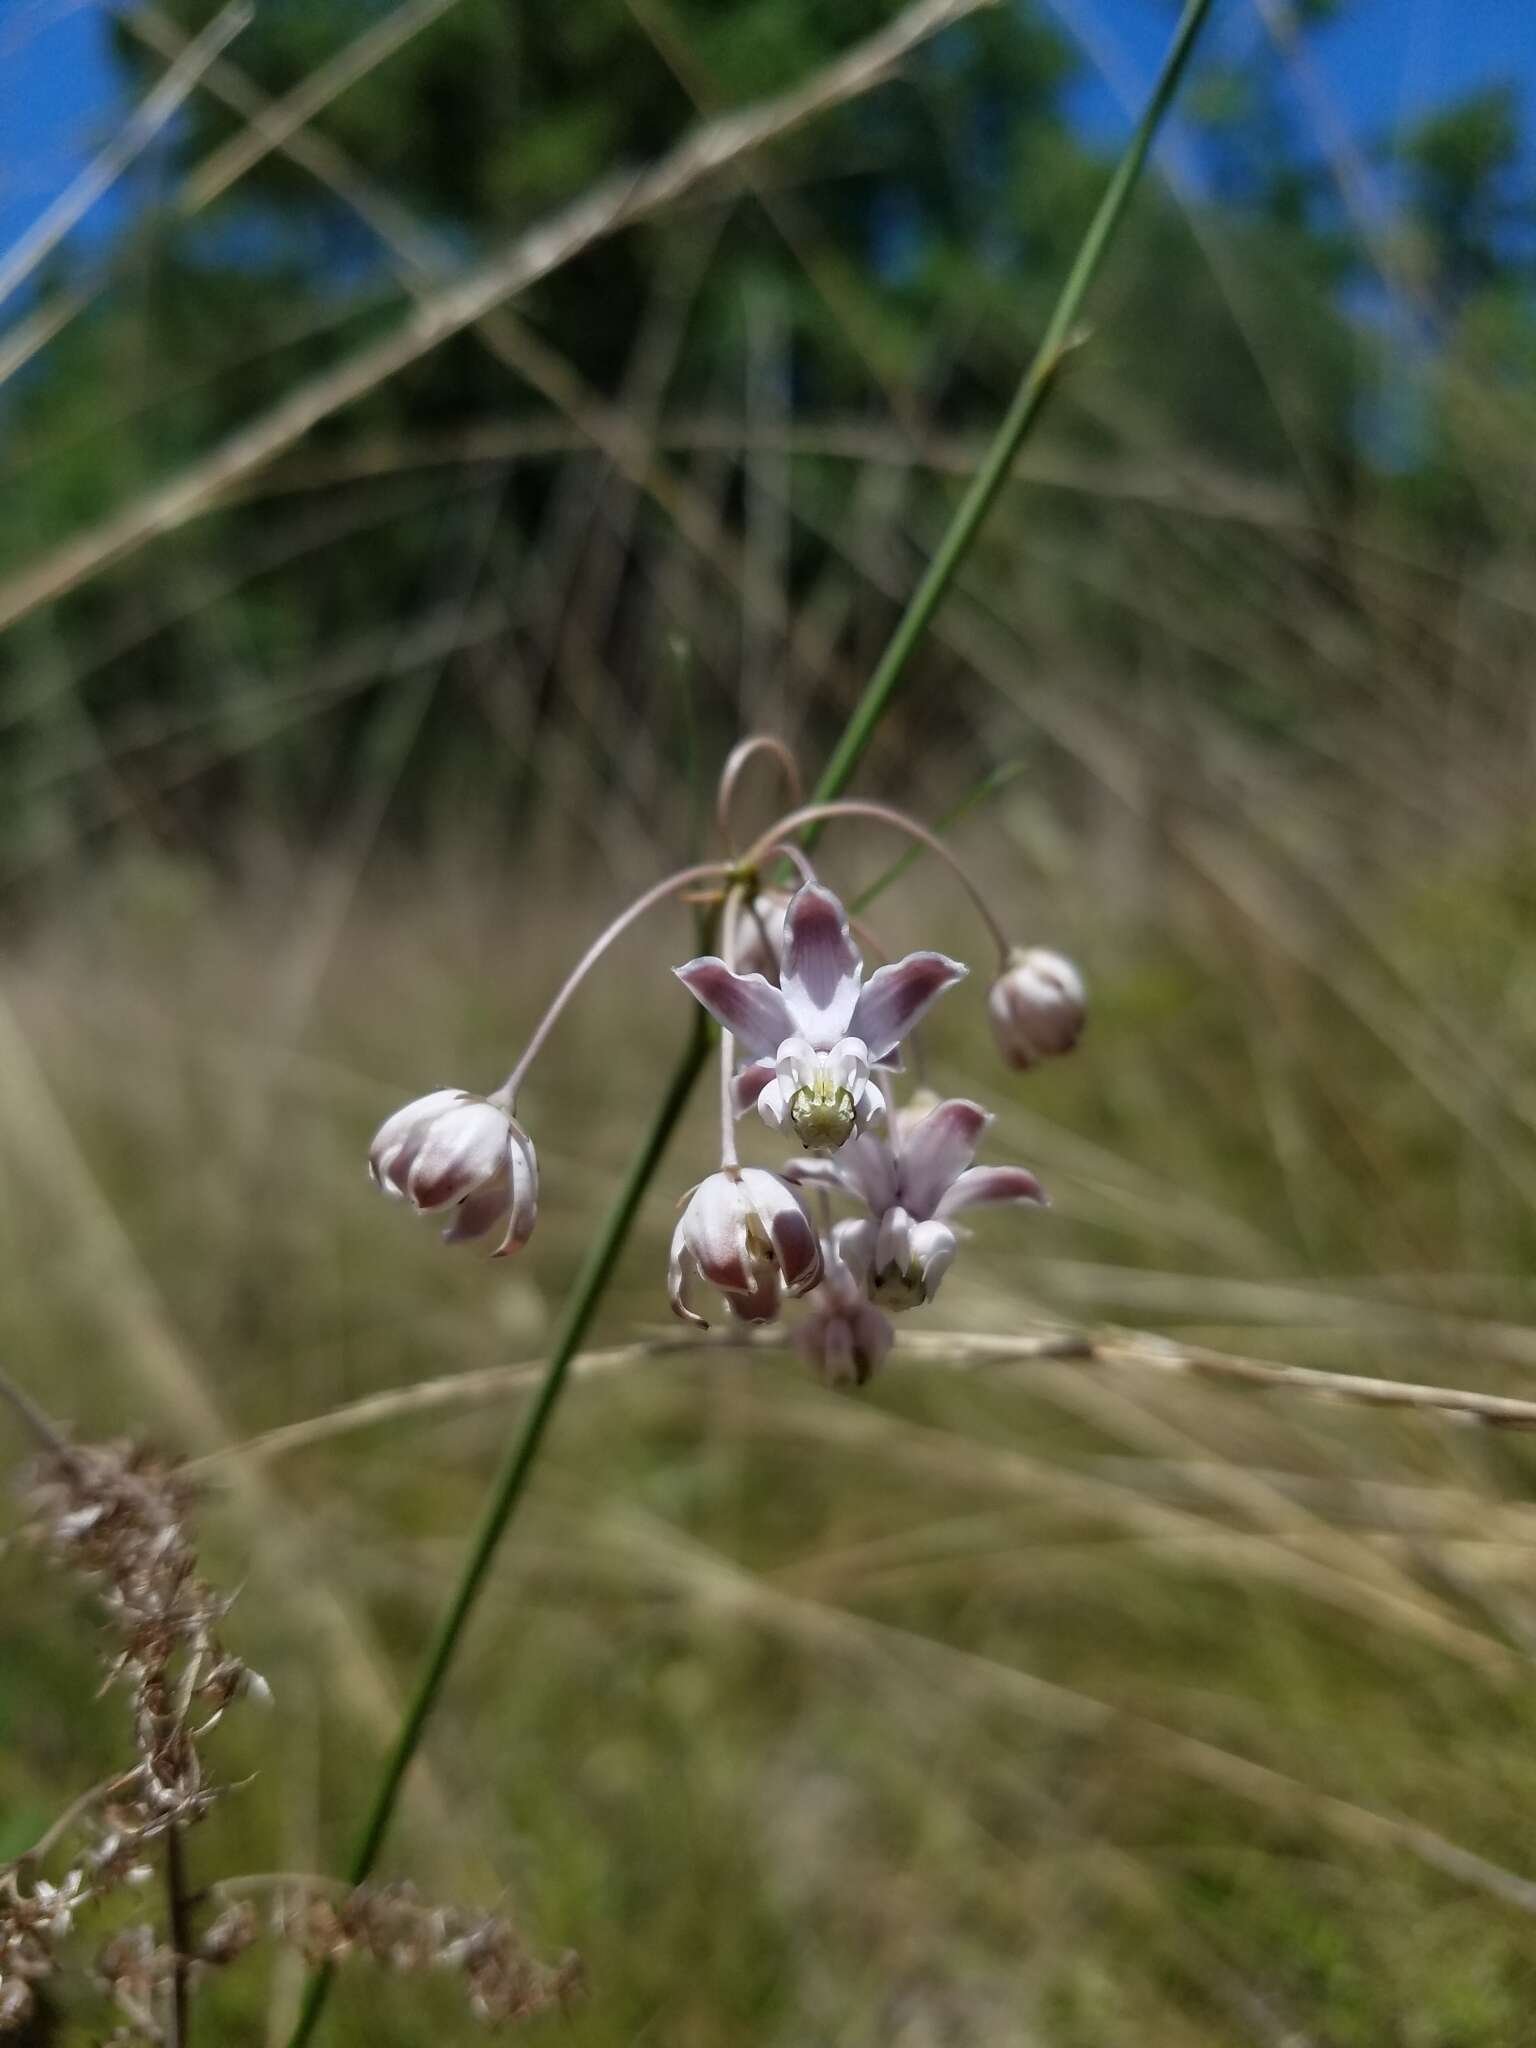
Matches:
[[285, 999, 711, 2047], [286, 9, 1213, 2036], [807, 0, 1216, 829]]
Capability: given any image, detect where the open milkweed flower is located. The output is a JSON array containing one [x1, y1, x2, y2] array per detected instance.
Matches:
[[988, 946, 1086, 1070], [369, 1088, 538, 1256], [668, 1168, 822, 1329], [676, 883, 966, 1150], [794, 1230, 894, 1389], [785, 1096, 1045, 1310]]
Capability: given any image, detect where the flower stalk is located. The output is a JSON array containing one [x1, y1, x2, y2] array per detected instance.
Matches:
[[291, 2, 1215, 2032]]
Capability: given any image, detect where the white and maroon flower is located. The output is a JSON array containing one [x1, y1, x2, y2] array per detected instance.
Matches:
[[793, 1229, 894, 1388], [676, 884, 966, 1150], [988, 946, 1086, 1070], [785, 1096, 1044, 1309], [369, 1088, 538, 1256], [668, 1167, 822, 1329]]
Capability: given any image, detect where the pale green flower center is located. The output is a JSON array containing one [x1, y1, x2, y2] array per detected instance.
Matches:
[[789, 1079, 856, 1150]]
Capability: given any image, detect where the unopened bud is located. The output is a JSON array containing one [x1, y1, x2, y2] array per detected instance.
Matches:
[[987, 948, 1085, 1071]]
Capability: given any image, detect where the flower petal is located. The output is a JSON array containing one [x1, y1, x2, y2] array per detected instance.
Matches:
[[849, 952, 969, 1061], [779, 885, 862, 1045], [668, 1221, 707, 1328], [896, 1098, 990, 1218], [780, 1155, 857, 1196], [683, 1176, 753, 1293], [755, 1078, 793, 1131], [406, 1101, 512, 1211], [934, 1165, 1048, 1218], [674, 960, 793, 1057], [441, 1181, 512, 1246], [369, 1088, 466, 1193], [745, 1173, 821, 1296], [492, 1125, 540, 1256], [730, 1059, 777, 1117], [908, 1218, 959, 1298], [838, 1132, 899, 1214], [875, 1203, 914, 1277]]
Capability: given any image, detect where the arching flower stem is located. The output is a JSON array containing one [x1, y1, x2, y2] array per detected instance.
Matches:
[[742, 800, 1010, 966], [498, 860, 732, 1109], [717, 888, 745, 1170], [715, 734, 804, 849]]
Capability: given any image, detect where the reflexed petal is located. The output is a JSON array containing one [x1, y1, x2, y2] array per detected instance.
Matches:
[[441, 1180, 512, 1246], [780, 1154, 857, 1197], [726, 1273, 781, 1324], [837, 1132, 899, 1215], [779, 885, 863, 1044], [369, 1088, 466, 1193], [897, 1098, 990, 1218], [674, 959, 794, 1056], [756, 1188, 822, 1297], [406, 1101, 513, 1211], [935, 1165, 1048, 1218], [668, 1222, 707, 1328], [493, 1125, 540, 1256], [683, 1175, 753, 1293], [730, 1060, 776, 1117], [849, 952, 968, 1061]]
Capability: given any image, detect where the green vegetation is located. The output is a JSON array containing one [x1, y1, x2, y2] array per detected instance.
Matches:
[[3, 1, 1536, 2041]]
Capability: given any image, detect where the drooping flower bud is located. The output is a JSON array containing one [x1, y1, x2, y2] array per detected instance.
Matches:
[[369, 1088, 538, 1256], [793, 1231, 894, 1388], [987, 947, 1086, 1071], [668, 1168, 822, 1328]]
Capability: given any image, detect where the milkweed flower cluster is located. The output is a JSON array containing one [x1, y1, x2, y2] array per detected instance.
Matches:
[[366, 735, 1085, 1389]]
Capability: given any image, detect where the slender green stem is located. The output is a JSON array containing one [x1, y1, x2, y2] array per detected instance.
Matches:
[[287, 9, 1212, 2036], [286, 996, 711, 2047], [807, 0, 1216, 829]]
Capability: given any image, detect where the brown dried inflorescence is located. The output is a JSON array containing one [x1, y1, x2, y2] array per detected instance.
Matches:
[[1, 1433, 265, 2033], [20, 1437, 266, 1847], [274, 1882, 583, 2027], [2, 1425, 580, 2038]]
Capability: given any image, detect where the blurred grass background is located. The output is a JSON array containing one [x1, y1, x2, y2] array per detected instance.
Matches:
[[5, 0, 1536, 2040]]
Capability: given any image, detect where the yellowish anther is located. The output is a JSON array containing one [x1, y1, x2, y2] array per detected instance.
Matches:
[[789, 1080, 856, 1151], [870, 1263, 926, 1312]]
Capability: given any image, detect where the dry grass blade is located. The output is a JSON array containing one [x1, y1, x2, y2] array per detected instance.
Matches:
[[0, 0, 252, 315], [179, 0, 464, 212], [188, 1326, 1536, 1485], [0, 0, 996, 635]]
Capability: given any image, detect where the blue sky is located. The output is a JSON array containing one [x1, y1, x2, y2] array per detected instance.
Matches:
[[1, 0, 1532, 269]]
